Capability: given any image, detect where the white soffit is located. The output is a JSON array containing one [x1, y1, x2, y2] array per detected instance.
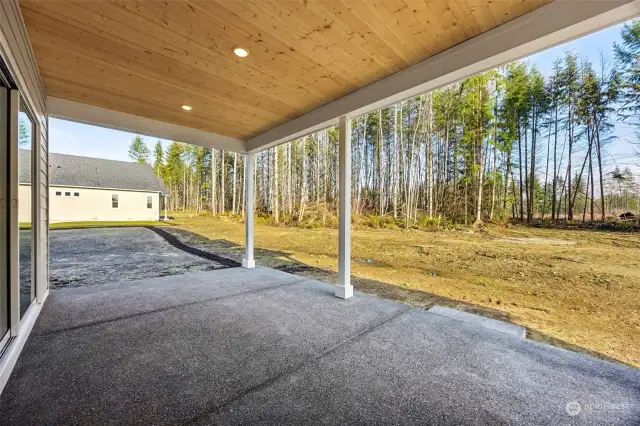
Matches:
[[247, 0, 640, 153], [47, 97, 247, 153]]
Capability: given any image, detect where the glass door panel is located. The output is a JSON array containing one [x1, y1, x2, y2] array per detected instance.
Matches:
[[18, 104, 34, 318]]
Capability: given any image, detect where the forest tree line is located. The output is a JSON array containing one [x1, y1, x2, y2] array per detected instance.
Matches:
[[128, 21, 640, 226]]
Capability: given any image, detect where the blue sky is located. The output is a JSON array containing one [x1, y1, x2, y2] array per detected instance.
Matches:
[[50, 121, 172, 162], [50, 21, 638, 175], [527, 22, 638, 176]]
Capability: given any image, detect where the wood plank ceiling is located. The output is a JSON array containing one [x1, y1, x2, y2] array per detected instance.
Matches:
[[20, 0, 552, 140]]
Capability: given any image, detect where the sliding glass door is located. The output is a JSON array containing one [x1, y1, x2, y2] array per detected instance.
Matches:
[[0, 56, 40, 351]]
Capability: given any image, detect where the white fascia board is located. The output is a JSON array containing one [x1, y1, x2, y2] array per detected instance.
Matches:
[[247, 0, 640, 153], [47, 97, 247, 153]]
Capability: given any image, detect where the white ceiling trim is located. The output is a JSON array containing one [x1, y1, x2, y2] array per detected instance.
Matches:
[[247, 0, 640, 153], [47, 97, 247, 153]]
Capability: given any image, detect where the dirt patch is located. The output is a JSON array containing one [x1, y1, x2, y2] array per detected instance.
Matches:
[[494, 237, 575, 245]]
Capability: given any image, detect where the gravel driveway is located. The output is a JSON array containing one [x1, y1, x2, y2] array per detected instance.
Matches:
[[49, 227, 234, 289]]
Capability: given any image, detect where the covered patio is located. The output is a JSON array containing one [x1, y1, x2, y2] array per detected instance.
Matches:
[[1, 0, 640, 424], [16, 0, 640, 300], [2, 266, 638, 425]]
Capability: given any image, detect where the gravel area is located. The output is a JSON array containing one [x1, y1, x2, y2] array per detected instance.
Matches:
[[48, 227, 234, 289]]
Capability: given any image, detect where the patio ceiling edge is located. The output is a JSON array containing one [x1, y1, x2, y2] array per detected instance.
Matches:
[[47, 97, 248, 153]]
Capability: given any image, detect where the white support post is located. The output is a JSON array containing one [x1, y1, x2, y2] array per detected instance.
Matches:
[[163, 194, 169, 221], [242, 152, 255, 269], [336, 115, 353, 299]]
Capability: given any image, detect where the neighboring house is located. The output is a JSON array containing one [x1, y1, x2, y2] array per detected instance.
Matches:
[[19, 150, 168, 223]]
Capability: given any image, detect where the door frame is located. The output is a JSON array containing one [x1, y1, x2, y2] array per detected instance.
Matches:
[[14, 95, 39, 321], [0, 63, 12, 350]]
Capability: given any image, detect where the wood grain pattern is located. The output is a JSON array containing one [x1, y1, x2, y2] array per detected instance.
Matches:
[[20, 0, 552, 140]]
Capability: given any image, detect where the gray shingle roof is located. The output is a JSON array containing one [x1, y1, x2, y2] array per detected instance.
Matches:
[[19, 150, 168, 194]]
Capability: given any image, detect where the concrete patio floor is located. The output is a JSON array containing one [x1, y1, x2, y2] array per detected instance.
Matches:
[[1, 266, 638, 425]]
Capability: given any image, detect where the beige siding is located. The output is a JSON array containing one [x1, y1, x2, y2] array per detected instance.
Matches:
[[0, 1, 49, 291], [49, 187, 160, 223], [17, 184, 31, 223]]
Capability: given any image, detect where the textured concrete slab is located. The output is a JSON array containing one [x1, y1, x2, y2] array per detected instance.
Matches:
[[1, 268, 638, 426], [0, 271, 406, 426], [428, 305, 526, 338], [33, 266, 301, 335], [209, 309, 640, 426]]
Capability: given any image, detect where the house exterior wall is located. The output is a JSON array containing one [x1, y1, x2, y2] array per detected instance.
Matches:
[[47, 186, 160, 222]]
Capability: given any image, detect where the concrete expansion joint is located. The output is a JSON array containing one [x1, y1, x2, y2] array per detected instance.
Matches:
[[184, 305, 413, 424], [38, 278, 308, 337]]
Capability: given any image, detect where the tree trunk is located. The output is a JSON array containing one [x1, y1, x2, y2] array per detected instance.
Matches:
[[490, 123, 497, 220], [288, 143, 293, 215], [378, 109, 384, 216], [503, 149, 511, 219], [220, 151, 225, 213], [298, 137, 307, 222], [232, 153, 237, 214], [474, 89, 484, 227], [593, 112, 606, 220], [274, 146, 279, 224], [567, 105, 574, 221], [393, 105, 398, 218], [541, 124, 551, 221], [551, 102, 558, 223], [211, 149, 217, 215], [517, 124, 524, 221], [428, 94, 434, 218], [529, 108, 537, 222]]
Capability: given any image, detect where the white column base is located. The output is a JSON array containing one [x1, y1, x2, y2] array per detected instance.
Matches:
[[242, 258, 255, 269], [335, 285, 353, 299]]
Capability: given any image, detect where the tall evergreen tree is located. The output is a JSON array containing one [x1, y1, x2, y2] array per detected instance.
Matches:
[[560, 53, 580, 220], [19, 118, 30, 147], [153, 140, 164, 177], [614, 19, 640, 142], [163, 142, 184, 209], [128, 135, 150, 164]]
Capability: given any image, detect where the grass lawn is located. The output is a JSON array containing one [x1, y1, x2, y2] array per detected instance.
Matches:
[[166, 213, 640, 368]]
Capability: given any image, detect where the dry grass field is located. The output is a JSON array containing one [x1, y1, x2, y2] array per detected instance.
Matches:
[[165, 214, 640, 368]]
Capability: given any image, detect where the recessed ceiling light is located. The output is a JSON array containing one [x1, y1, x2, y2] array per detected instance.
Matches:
[[181, 105, 192, 111], [233, 47, 249, 58]]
